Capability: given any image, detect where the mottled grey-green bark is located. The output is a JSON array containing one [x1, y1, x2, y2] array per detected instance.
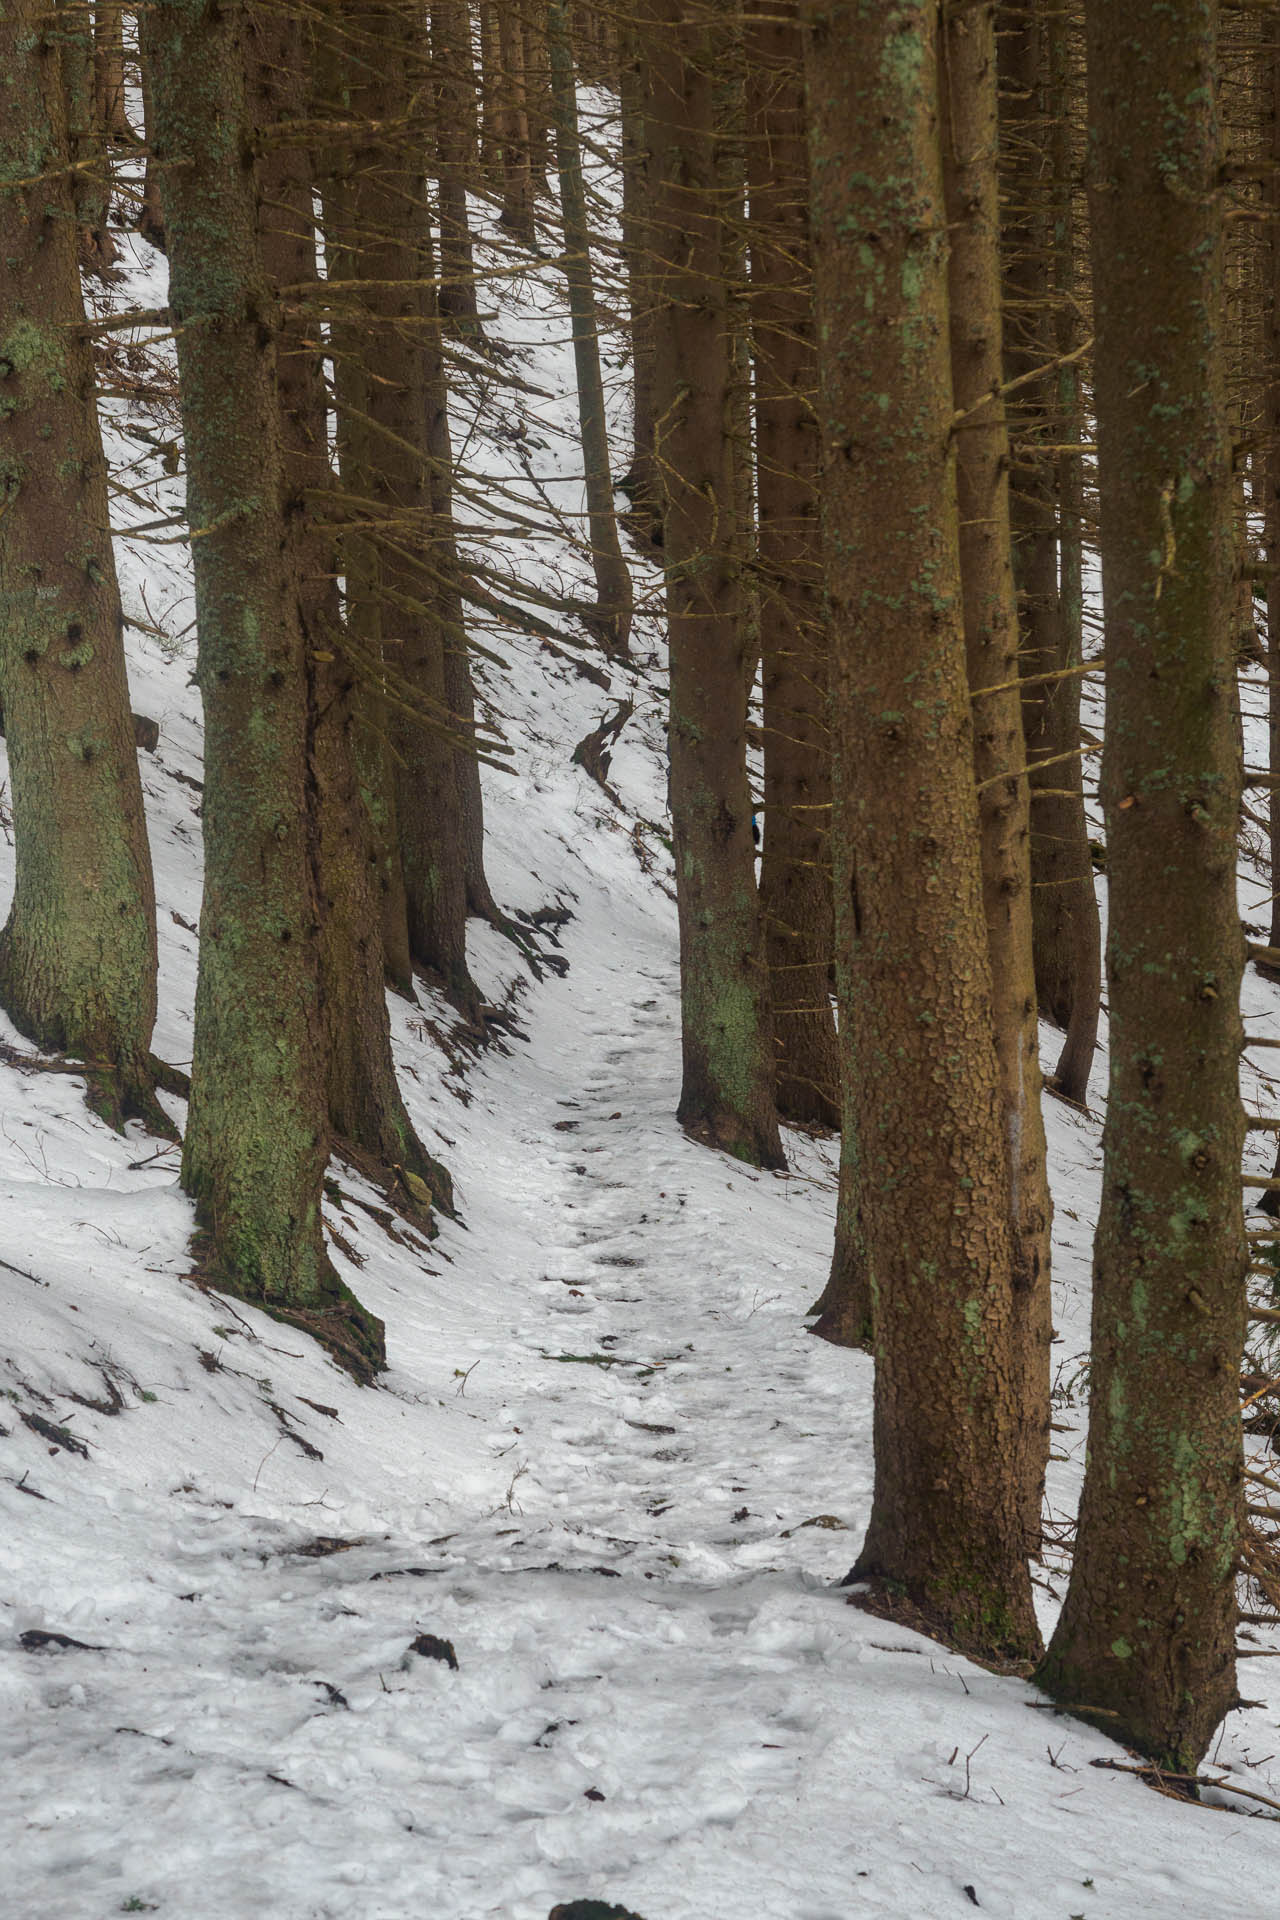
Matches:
[[0, 0, 160, 1131], [145, 0, 384, 1378], [646, 0, 784, 1169], [807, 0, 1038, 1663], [747, 0, 839, 1136], [247, 1, 452, 1220], [1037, 0, 1245, 1771], [997, 1, 1100, 1107]]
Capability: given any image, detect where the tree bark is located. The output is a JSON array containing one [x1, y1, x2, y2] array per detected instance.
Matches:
[[646, 0, 784, 1170], [144, 0, 384, 1379], [316, 0, 476, 1011], [432, 0, 483, 335], [617, 20, 662, 543], [496, 0, 536, 244], [807, 0, 1039, 1663], [942, 0, 1052, 1550], [136, 27, 167, 250], [1036, 0, 1245, 1772], [746, 1, 838, 1133], [1267, 41, 1280, 968], [548, 0, 632, 657], [61, 0, 115, 266], [248, 2, 453, 1217], [998, 1, 1101, 1107], [94, 0, 134, 143], [0, 0, 161, 1131]]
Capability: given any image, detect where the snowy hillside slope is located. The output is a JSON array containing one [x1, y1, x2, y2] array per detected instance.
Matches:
[[2, 162, 1280, 1919]]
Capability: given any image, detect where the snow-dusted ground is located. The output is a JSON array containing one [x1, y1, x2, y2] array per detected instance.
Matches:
[[2, 135, 1280, 1920]]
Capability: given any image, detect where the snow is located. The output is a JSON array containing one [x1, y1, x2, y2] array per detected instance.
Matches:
[[2, 126, 1279, 1920]]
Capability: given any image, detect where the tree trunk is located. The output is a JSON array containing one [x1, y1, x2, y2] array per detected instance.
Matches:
[[248, 2, 453, 1217], [144, 0, 384, 1379], [942, 0, 1052, 1551], [617, 21, 661, 543], [316, 0, 476, 1011], [496, 1, 536, 244], [522, 1, 552, 197], [479, 0, 503, 188], [136, 30, 167, 250], [548, 0, 633, 657], [1267, 43, 1280, 967], [60, 0, 115, 266], [432, 0, 483, 335], [998, 2, 1101, 1107], [0, 0, 161, 1132], [746, 1, 838, 1132], [807, 0, 1039, 1664], [807, 896, 872, 1351], [1036, 0, 1245, 1772], [646, 0, 784, 1170], [94, 0, 134, 143]]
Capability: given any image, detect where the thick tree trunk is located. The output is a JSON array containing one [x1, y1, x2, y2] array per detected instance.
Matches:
[[646, 0, 784, 1170], [942, 0, 1052, 1551], [746, 2, 838, 1133], [144, 0, 384, 1379], [248, 3, 453, 1217], [1037, 0, 1245, 1772], [0, 0, 160, 1132], [998, 2, 1100, 1107], [548, 0, 632, 657], [807, 0, 1039, 1664]]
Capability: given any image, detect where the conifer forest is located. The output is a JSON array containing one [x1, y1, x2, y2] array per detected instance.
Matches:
[[6, 0, 1280, 1913]]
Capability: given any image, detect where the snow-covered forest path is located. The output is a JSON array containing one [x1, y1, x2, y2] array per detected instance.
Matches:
[[5, 825, 1276, 1917]]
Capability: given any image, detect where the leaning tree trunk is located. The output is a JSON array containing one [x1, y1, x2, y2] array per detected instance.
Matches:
[[1037, 0, 1245, 1773], [807, 0, 1039, 1664], [0, 0, 161, 1133], [548, 0, 632, 656], [248, 1, 453, 1217], [942, 0, 1053, 1551], [144, 0, 384, 1379], [646, 0, 784, 1170], [746, 0, 838, 1133], [998, 0, 1101, 1107]]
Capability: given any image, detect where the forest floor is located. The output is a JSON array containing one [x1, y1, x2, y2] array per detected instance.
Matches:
[[3, 140, 1280, 1920]]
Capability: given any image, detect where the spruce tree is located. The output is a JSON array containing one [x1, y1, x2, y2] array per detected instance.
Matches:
[[807, 0, 1039, 1661], [1037, 0, 1246, 1771], [144, 0, 384, 1376], [0, 0, 162, 1131], [645, 0, 784, 1169], [942, 0, 1053, 1547]]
